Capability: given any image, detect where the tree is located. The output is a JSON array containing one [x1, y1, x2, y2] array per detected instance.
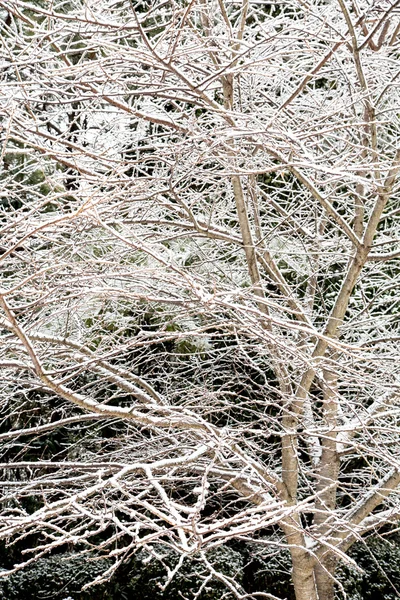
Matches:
[[1, 0, 400, 598]]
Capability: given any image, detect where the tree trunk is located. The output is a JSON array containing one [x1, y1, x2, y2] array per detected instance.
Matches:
[[314, 556, 338, 600], [291, 552, 318, 600], [282, 517, 319, 600]]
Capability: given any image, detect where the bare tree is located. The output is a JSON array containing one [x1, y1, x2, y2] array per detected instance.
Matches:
[[1, 0, 400, 598]]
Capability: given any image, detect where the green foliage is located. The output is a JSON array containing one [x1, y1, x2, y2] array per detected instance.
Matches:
[[1, 147, 60, 213], [2, 534, 400, 599], [126, 546, 244, 600], [0, 554, 116, 600], [338, 536, 400, 600], [0, 546, 244, 600], [244, 544, 295, 600]]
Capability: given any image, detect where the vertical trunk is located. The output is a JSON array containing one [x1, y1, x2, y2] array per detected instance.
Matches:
[[314, 362, 340, 600], [314, 556, 337, 600], [314, 364, 340, 528], [282, 517, 319, 600], [293, 562, 318, 600]]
